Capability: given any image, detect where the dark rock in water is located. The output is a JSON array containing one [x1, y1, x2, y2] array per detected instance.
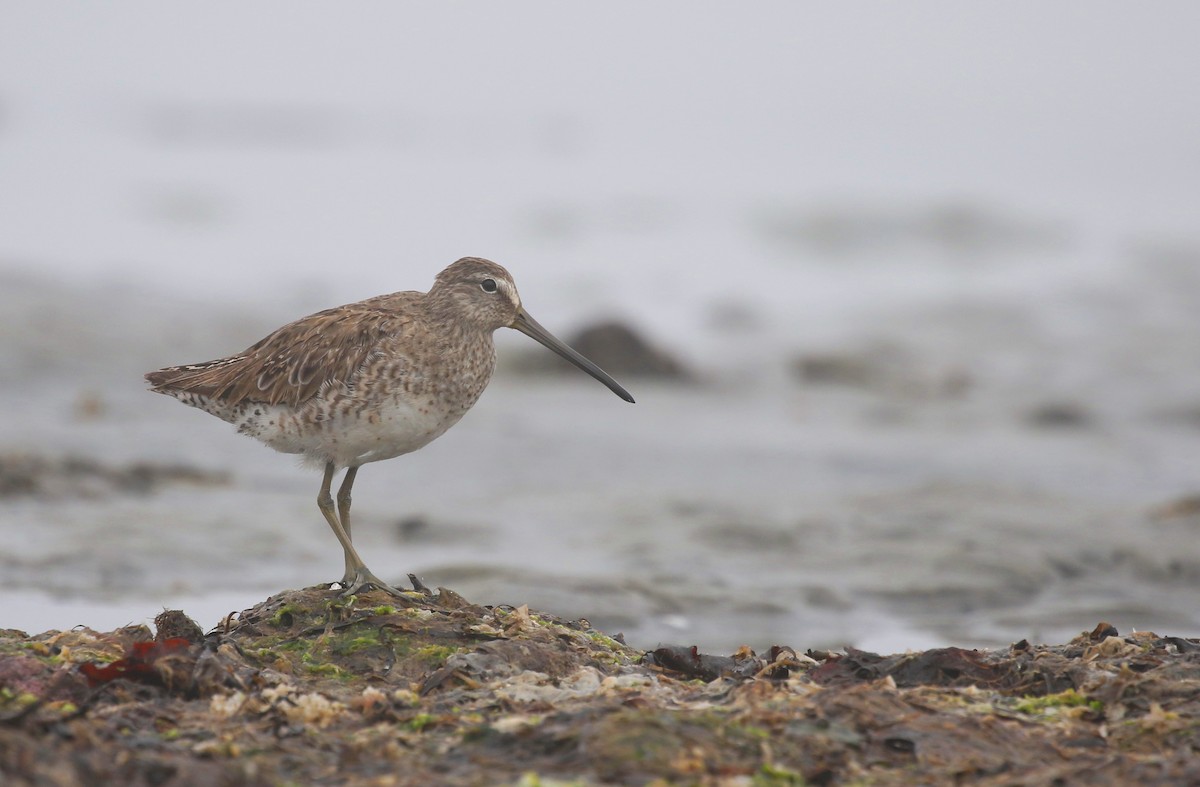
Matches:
[[0, 453, 229, 500], [794, 352, 877, 388], [394, 515, 430, 540], [511, 320, 691, 380], [1025, 402, 1094, 429], [572, 322, 688, 378], [792, 342, 971, 399], [1149, 494, 1200, 522]]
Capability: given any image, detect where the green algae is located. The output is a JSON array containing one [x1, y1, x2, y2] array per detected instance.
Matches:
[[413, 644, 460, 666], [753, 762, 808, 786], [1014, 688, 1102, 716]]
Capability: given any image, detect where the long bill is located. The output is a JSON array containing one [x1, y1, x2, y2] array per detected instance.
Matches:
[[510, 310, 636, 403]]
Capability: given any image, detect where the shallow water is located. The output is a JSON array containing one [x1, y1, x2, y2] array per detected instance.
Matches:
[[2, 262, 1199, 654], [2, 3, 1199, 653]]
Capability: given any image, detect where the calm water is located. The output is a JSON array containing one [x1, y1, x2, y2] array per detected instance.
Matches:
[[1, 3, 1198, 652]]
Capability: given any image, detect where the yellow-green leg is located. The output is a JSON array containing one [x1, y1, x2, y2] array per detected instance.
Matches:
[[317, 462, 401, 597], [336, 465, 358, 584]]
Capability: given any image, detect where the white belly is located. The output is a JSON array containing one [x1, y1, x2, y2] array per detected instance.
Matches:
[[236, 393, 466, 469]]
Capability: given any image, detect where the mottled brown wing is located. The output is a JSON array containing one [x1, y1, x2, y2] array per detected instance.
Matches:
[[147, 298, 417, 408]]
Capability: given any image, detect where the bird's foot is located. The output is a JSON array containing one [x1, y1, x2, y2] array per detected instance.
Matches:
[[335, 569, 407, 598]]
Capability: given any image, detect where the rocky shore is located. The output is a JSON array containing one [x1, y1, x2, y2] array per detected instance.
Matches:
[[2, 586, 1198, 785]]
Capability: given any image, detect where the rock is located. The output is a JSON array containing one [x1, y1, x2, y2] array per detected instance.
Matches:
[[1149, 494, 1200, 522], [510, 320, 691, 380], [1025, 402, 1094, 429], [0, 453, 228, 500], [792, 342, 971, 399], [3, 587, 1200, 786]]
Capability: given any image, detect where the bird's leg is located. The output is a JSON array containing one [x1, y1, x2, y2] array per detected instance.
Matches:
[[317, 462, 402, 597], [336, 466, 358, 585]]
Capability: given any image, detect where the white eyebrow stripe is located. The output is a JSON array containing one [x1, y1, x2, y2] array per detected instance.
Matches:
[[499, 277, 521, 309]]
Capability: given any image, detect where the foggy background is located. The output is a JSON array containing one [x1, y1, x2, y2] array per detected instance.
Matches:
[[2, 3, 1198, 653]]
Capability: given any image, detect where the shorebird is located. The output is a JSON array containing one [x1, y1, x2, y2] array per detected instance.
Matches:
[[146, 257, 634, 596]]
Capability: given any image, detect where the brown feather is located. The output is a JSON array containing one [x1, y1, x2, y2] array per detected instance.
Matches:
[[146, 293, 421, 409]]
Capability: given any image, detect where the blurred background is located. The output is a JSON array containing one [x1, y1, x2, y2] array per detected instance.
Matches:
[[1, 3, 1198, 653]]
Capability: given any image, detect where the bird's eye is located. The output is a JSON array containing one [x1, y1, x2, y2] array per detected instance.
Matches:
[[480, 279, 498, 293]]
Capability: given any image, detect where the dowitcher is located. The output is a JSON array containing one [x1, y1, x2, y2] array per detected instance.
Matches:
[[146, 257, 634, 596]]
